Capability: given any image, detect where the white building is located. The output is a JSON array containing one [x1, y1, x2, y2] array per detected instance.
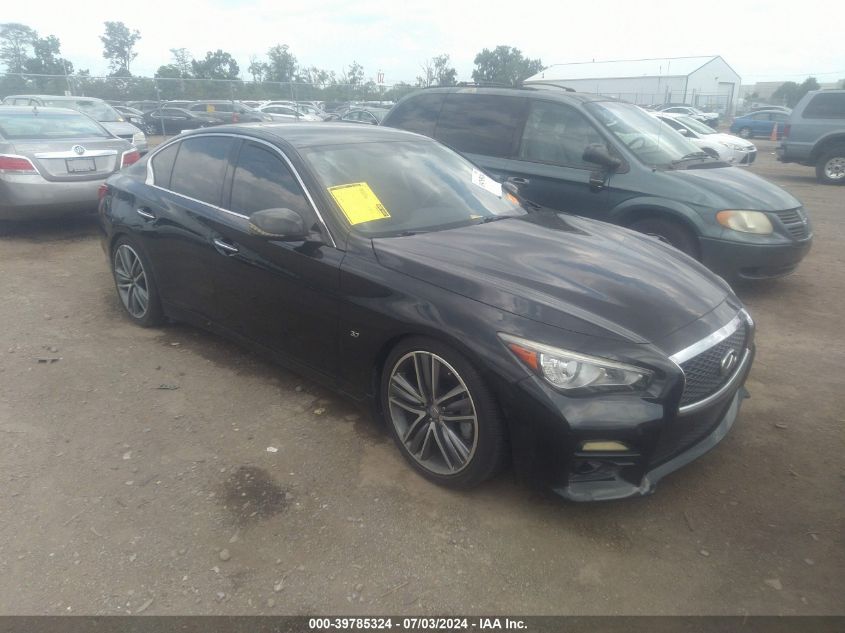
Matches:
[[525, 56, 742, 115]]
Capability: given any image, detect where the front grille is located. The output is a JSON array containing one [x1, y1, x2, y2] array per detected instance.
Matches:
[[774, 208, 809, 240], [678, 324, 747, 407], [740, 150, 757, 164]]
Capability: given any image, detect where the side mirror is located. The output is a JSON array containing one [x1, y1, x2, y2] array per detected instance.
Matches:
[[248, 208, 313, 241], [582, 144, 622, 171]]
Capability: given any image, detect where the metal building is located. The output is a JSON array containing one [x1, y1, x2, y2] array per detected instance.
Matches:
[[525, 56, 742, 115]]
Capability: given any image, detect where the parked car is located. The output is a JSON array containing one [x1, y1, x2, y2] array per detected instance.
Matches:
[[2, 94, 148, 154], [113, 105, 146, 129], [382, 87, 812, 282], [0, 107, 138, 221], [99, 123, 755, 501], [126, 100, 163, 113], [186, 101, 272, 124], [256, 104, 321, 122], [729, 110, 790, 139], [653, 112, 757, 164], [340, 108, 390, 125], [143, 107, 222, 135], [777, 90, 845, 185], [748, 105, 791, 114], [654, 104, 719, 127]]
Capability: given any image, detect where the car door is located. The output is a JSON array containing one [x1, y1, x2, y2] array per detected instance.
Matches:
[[135, 135, 237, 321], [207, 139, 343, 378], [159, 108, 191, 134], [480, 99, 610, 216]]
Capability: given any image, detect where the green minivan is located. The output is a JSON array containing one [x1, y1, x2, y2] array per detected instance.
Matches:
[[381, 87, 812, 282]]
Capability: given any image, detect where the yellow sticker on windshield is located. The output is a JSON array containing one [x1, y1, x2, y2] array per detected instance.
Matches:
[[327, 182, 391, 225]]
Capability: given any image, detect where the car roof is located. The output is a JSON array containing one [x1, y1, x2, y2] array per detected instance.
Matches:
[[180, 122, 426, 149], [5, 94, 107, 102], [415, 85, 615, 104], [742, 109, 786, 115], [0, 105, 91, 115]]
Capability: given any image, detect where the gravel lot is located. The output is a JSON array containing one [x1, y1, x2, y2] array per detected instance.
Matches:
[[0, 138, 842, 615]]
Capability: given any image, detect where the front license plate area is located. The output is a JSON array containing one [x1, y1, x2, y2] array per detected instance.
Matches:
[[66, 158, 97, 173]]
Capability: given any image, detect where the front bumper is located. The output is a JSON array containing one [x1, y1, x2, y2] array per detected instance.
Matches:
[[699, 235, 813, 281], [0, 174, 105, 220]]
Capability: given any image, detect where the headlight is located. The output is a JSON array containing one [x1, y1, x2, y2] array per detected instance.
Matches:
[[499, 334, 652, 393], [716, 210, 773, 235], [722, 142, 745, 150], [132, 131, 146, 143]]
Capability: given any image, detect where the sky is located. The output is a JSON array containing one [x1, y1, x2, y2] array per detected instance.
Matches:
[[4, 0, 844, 86]]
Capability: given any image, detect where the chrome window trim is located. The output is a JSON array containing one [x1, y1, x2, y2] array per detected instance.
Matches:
[[35, 149, 118, 159], [669, 313, 743, 366], [144, 132, 338, 248]]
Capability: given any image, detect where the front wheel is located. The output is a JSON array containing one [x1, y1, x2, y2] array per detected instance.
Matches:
[[816, 147, 845, 185], [111, 237, 164, 327], [628, 217, 699, 259], [380, 337, 506, 488]]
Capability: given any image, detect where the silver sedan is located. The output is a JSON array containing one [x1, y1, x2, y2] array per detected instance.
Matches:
[[0, 107, 138, 221]]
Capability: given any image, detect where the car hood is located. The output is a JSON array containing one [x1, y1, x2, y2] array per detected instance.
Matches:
[[372, 212, 730, 344], [663, 164, 800, 210], [710, 133, 755, 149]]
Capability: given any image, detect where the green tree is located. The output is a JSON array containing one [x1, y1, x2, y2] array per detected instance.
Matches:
[[170, 47, 193, 77], [100, 21, 141, 75], [471, 46, 543, 86], [0, 22, 37, 73], [347, 61, 364, 87], [417, 54, 457, 87], [772, 77, 821, 107], [266, 45, 297, 83], [191, 49, 240, 79], [247, 55, 268, 82]]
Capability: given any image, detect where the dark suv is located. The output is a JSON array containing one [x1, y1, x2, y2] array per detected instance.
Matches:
[[777, 90, 845, 184], [382, 87, 813, 282], [186, 101, 271, 124]]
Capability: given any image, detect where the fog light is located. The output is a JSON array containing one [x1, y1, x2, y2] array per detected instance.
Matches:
[[580, 441, 629, 452]]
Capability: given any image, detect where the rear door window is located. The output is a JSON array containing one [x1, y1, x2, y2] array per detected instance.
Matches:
[[435, 93, 527, 158], [383, 93, 446, 137], [150, 142, 180, 188], [169, 136, 233, 206], [229, 142, 313, 219], [803, 93, 845, 119]]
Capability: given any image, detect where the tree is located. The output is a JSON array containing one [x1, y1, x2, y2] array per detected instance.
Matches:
[[170, 48, 193, 77], [100, 21, 141, 74], [24, 35, 72, 75], [266, 45, 298, 83], [417, 54, 457, 87], [0, 22, 37, 73], [247, 55, 268, 82], [471, 46, 543, 87], [772, 77, 821, 108], [347, 61, 364, 87], [191, 49, 240, 79]]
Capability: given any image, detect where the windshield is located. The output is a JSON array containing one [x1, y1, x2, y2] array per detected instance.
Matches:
[[42, 99, 123, 122], [676, 115, 717, 135], [0, 111, 110, 140], [587, 101, 705, 168], [303, 140, 525, 236]]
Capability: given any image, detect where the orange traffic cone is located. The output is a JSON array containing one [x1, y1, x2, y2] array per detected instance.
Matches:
[[770, 123, 778, 141]]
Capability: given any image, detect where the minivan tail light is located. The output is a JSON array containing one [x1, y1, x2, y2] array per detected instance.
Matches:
[[783, 124, 790, 139], [0, 154, 37, 173], [121, 150, 141, 167]]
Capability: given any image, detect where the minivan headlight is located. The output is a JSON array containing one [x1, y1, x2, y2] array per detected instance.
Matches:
[[499, 334, 652, 392], [716, 210, 773, 235], [132, 131, 146, 143]]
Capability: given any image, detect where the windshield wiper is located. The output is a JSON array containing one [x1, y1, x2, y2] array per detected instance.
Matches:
[[672, 151, 712, 163]]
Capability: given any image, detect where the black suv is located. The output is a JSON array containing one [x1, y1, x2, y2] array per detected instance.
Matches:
[[777, 90, 845, 184], [186, 101, 271, 124], [382, 86, 812, 282]]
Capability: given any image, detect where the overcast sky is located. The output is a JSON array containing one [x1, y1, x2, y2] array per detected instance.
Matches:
[[5, 0, 844, 85]]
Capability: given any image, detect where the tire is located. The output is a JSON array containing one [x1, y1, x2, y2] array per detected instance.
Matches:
[[815, 146, 845, 185], [111, 236, 165, 327], [738, 127, 752, 139], [380, 336, 506, 488], [628, 216, 700, 259]]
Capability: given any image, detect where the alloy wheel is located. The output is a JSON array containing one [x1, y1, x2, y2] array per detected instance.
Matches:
[[824, 157, 845, 181], [113, 244, 150, 319], [387, 351, 478, 475]]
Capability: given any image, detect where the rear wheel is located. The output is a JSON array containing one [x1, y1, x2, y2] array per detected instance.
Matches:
[[815, 146, 845, 185], [380, 337, 506, 488], [628, 217, 699, 259], [738, 127, 752, 139], [111, 237, 164, 327]]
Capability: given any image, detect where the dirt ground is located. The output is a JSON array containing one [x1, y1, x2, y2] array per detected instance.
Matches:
[[0, 138, 842, 616]]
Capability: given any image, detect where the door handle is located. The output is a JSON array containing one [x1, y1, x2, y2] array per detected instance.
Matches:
[[136, 207, 155, 220], [508, 177, 530, 185], [213, 238, 239, 255]]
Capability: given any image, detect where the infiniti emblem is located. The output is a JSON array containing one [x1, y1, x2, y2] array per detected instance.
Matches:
[[72, 145, 85, 155], [720, 349, 739, 376]]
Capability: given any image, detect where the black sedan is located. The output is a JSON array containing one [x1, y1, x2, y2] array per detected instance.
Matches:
[[98, 124, 755, 501], [142, 107, 221, 135]]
